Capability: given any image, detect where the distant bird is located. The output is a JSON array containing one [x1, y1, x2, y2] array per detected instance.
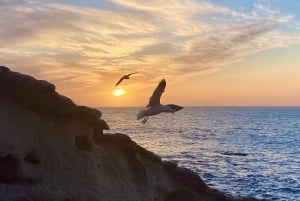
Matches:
[[137, 79, 183, 124], [115, 72, 138, 86]]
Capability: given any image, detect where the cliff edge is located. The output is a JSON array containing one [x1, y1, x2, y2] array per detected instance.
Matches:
[[0, 66, 263, 201]]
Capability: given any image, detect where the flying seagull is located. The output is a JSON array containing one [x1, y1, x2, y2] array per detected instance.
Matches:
[[137, 79, 183, 124], [115, 72, 138, 86]]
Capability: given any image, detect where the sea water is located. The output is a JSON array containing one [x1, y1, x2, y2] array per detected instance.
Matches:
[[99, 107, 300, 201]]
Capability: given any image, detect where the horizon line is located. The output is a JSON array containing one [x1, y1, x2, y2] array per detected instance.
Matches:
[[93, 105, 300, 108]]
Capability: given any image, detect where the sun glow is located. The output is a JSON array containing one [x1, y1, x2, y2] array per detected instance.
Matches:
[[113, 89, 126, 96]]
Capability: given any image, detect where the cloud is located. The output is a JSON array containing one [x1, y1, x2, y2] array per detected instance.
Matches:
[[1, 0, 300, 93], [133, 43, 180, 56]]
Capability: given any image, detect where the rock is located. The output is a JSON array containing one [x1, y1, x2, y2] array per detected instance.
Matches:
[[0, 154, 23, 183], [98, 133, 161, 163], [0, 66, 109, 136], [24, 151, 40, 165], [163, 189, 201, 201], [163, 161, 209, 194], [75, 135, 92, 151]]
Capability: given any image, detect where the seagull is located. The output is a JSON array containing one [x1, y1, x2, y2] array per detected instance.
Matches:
[[115, 72, 138, 86], [137, 79, 183, 124]]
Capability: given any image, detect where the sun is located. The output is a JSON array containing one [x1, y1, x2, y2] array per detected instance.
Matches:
[[113, 89, 126, 96]]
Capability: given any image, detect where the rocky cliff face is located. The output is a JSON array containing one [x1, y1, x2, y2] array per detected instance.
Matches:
[[0, 66, 262, 201]]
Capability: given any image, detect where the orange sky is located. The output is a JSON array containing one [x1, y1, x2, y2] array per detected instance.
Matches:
[[58, 45, 300, 107], [2, 1, 300, 107]]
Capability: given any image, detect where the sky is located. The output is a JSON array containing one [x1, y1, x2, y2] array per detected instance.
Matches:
[[1, 0, 300, 107]]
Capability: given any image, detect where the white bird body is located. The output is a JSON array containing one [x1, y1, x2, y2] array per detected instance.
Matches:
[[137, 105, 173, 120], [137, 79, 183, 123]]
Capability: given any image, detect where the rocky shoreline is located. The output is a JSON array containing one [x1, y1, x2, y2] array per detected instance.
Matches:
[[0, 66, 266, 201]]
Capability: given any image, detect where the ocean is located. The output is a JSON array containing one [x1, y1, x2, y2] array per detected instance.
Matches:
[[99, 107, 300, 201]]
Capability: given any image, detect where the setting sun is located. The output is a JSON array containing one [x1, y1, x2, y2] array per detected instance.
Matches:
[[113, 89, 126, 96]]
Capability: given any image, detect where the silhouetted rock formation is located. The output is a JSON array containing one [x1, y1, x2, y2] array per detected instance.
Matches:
[[0, 154, 22, 183], [0, 66, 107, 136], [0, 66, 266, 201], [24, 150, 40, 165]]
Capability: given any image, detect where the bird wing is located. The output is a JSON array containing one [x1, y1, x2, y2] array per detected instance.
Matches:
[[127, 72, 138, 77], [115, 76, 125, 86], [147, 79, 166, 107]]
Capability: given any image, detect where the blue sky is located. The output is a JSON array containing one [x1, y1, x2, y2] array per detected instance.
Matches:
[[68, 0, 300, 21]]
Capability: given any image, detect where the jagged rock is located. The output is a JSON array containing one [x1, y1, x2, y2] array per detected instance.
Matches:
[[98, 133, 161, 163], [0, 66, 108, 135], [163, 161, 209, 194], [93, 119, 110, 142], [0, 154, 23, 183], [163, 189, 201, 201], [24, 151, 40, 165], [75, 135, 92, 151], [0, 154, 40, 185]]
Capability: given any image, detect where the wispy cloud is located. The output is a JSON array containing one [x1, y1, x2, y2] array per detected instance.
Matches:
[[1, 0, 300, 95]]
